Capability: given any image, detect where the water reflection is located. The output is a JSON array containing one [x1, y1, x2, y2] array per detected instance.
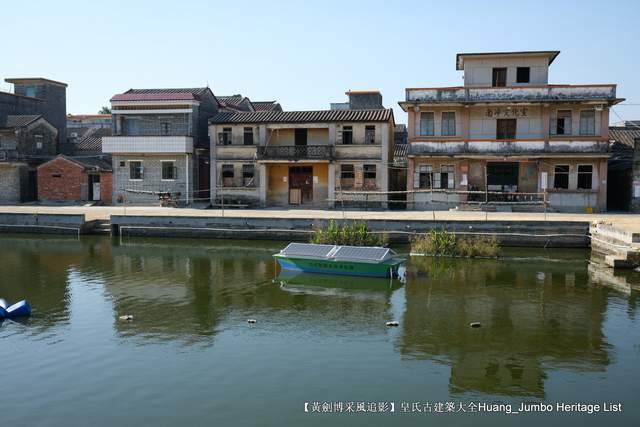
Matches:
[[400, 253, 612, 398], [1, 236, 638, 402]]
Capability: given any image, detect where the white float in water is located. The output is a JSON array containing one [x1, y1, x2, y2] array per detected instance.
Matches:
[[470, 322, 481, 328], [247, 319, 257, 324], [386, 321, 399, 327], [119, 314, 133, 321]]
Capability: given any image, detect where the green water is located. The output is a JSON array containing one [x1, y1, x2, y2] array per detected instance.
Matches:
[[1, 235, 639, 427]]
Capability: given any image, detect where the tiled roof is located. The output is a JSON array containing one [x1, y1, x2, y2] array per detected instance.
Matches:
[[56, 155, 112, 171], [76, 127, 112, 152], [217, 95, 245, 107], [111, 87, 209, 102], [609, 126, 640, 149], [1, 114, 41, 128], [210, 109, 393, 124], [252, 101, 282, 112]]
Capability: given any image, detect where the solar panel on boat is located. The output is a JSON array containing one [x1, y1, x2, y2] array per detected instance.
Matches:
[[280, 243, 335, 258], [332, 246, 391, 262]]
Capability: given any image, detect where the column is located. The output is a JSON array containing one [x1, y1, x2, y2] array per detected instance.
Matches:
[[259, 163, 267, 207], [328, 163, 335, 209], [598, 159, 607, 212], [209, 124, 217, 204]]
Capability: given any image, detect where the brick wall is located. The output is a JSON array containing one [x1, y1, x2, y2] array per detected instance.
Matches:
[[100, 171, 113, 204], [37, 157, 86, 201]]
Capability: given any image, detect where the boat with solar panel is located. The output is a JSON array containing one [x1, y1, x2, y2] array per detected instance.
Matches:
[[273, 243, 404, 278]]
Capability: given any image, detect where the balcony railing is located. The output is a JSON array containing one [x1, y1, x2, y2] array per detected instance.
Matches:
[[257, 145, 334, 160]]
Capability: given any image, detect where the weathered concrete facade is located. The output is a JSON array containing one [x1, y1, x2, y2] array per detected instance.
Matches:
[[400, 51, 623, 212], [210, 91, 394, 209], [633, 138, 640, 212]]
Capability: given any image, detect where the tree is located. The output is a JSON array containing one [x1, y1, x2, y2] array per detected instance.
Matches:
[[98, 106, 111, 114]]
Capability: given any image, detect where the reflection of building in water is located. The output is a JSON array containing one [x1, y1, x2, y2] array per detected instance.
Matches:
[[98, 239, 397, 341], [400, 255, 611, 398], [0, 236, 112, 328]]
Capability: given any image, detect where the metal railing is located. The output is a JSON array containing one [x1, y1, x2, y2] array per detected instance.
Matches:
[[257, 145, 334, 160]]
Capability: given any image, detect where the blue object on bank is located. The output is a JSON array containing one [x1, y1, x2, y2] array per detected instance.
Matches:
[[0, 299, 32, 318]]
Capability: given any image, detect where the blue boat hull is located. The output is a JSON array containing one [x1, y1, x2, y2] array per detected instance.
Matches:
[[5, 300, 32, 318]]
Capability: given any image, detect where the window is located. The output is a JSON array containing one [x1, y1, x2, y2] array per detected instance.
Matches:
[[35, 134, 43, 150], [160, 122, 171, 135], [243, 127, 254, 145], [218, 128, 232, 145], [579, 110, 596, 135], [129, 161, 143, 180], [363, 164, 376, 189], [222, 164, 234, 187], [554, 165, 569, 189], [242, 164, 255, 187], [496, 119, 517, 140], [295, 129, 307, 146], [555, 110, 572, 135], [492, 67, 507, 87], [516, 67, 530, 83], [340, 164, 355, 189], [577, 165, 593, 189], [161, 161, 177, 180], [342, 126, 353, 144], [441, 112, 456, 136], [438, 165, 455, 189], [418, 165, 433, 189], [25, 86, 36, 98], [119, 161, 126, 167], [420, 112, 434, 136], [51, 172, 62, 178], [364, 126, 376, 144]]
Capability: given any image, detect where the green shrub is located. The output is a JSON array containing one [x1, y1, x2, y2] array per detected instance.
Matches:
[[310, 220, 385, 246], [411, 229, 499, 258]]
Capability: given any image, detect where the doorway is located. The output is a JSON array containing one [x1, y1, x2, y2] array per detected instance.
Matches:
[[289, 166, 313, 205], [88, 173, 101, 201], [295, 129, 307, 146], [487, 162, 519, 192]]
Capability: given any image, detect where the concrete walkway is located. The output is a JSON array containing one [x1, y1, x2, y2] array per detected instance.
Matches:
[[1, 204, 639, 232]]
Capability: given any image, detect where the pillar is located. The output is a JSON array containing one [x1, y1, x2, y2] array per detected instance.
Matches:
[[328, 163, 335, 208], [259, 163, 267, 207], [598, 158, 607, 212]]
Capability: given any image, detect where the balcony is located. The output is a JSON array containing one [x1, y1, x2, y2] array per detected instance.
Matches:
[[257, 145, 334, 161], [405, 85, 618, 104], [102, 135, 193, 154], [409, 139, 609, 156]]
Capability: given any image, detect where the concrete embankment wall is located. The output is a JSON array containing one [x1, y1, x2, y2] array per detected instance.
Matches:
[[0, 213, 86, 235], [111, 215, 590, 247]]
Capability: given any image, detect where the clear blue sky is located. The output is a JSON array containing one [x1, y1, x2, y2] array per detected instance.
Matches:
[[2, 0, 639, 124]]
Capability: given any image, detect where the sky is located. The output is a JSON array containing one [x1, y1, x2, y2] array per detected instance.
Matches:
[[2, 0, 639, 124]]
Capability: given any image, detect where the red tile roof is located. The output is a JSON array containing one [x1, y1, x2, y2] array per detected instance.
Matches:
[[111, 88, 209, 102]]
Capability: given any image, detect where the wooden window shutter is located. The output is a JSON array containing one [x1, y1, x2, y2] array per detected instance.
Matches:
[[448, 174, 454, 189], [434, 172, 441, 189]]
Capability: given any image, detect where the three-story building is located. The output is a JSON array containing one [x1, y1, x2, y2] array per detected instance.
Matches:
[[399, 51, 623, 212], [103, 88, 218, 204], [209, 91, 394, 208]]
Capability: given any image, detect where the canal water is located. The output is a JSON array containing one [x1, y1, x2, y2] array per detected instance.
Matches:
[[1, 235, 639, 426]]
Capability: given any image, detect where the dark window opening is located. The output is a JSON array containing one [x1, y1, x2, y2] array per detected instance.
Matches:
[[243, 127, 254, 145], [554, 165, 569, 189], [295, 129, 308, 146], [556, 110, 572, 135], [242, 164, 255, 187], [363, 164, 376, 189], [418, 165, 433, 189], [440, 165, 455, 189], [516, 67, 530, 83], [160, 122, 171, 135], [342, 126, 353, 144], [577, 165, 593, 189], [492, 67, 507, 87], [219, 128, 232, 145], [222, 164, 234, 187], [162, 161, 177, 180], [340, 164, 355, 189], [129, 161, 143, 180], [496, 119, 517, 140], [365, 126, 376, 144]]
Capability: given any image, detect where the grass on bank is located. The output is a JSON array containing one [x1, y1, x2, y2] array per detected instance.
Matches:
[[411, 229, 499, 258], [310, 220, 386, 246]]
